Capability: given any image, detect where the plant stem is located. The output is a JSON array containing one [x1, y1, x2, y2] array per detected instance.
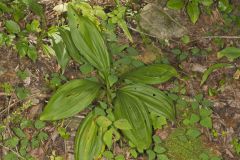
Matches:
[[103, 73, 112, 107]]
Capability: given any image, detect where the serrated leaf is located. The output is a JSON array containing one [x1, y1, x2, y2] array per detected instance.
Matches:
[[186, 128, 201, 139], [3, 153, 18, 160], [187, 1, 200, 24], [200, 117, 212, 128], [199, 108, 212, 117], [120, 84, 175, 120], [157, 154, 169, 160], [27, 44, 38, 62], [13, 128, 26, 138], [58, 27, 83, 64], [147, 149, 156, 160], [96, 116, 112, 128], [200, 63, 232, 86], [4, 137, 19, 148], [103, 151, 114, 159], [114, 92, 152, 151], [114, 119, 132, 130], [167, 0, 184, 10], [34, 120, 46, 129], [40, 80, 101, 120], [75, 112, 104, 160], [217, 47, 240, 62], [123, 64, 177, 85], [68, 5, 110, 77], [154, 145, 166, 154], [5, 20, 20, 34], [189, 113, 200, 125]]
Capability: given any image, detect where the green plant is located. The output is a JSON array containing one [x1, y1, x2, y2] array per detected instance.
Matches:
[[0, 101, 48, 160], [232, 138, 240, 155], [40, 4, 177, 159], [0, 0, 45, 62], [166, 0, 232, 24]]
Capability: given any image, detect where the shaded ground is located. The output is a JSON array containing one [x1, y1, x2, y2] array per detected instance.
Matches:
[[0, 0, 240, 159]]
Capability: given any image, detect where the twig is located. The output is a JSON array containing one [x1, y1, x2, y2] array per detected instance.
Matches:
[[128, 26, 157, 38], [190, 35, 240, 43], [201, 35, 240, 39], [0, 93, 9, 96], [0, 143, 26, 160]]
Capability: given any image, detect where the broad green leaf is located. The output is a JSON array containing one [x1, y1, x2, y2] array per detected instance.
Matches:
[[167, 0, 184, 10], [123, 64, 177, 85], [217, 47, 240, 61], [200, 63, 232, 86], [58, 27, 83, 64], [5, 20, 20, 34], [187, 1, 200, 24], [75, 112, 104, 160], [52, 38, 70, 74], [114, 119, 132, 130], [68, 5, 110, 77], [114, 92, 152, 151], [120, 84, 175, 120], [40, 80, 101, 120]]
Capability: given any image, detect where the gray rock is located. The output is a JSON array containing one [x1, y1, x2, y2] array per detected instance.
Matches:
[[139, 3, 187, 39]]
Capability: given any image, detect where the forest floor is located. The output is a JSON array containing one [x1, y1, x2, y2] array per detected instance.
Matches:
[[0, 0, 240, 160]]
